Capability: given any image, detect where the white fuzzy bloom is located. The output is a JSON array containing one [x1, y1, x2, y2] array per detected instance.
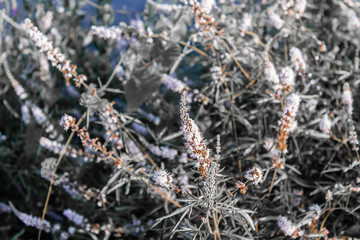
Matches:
[[63, 209, 88, 226], [150, 146, 178, 160], [283, 94, 301, 130], [309, 204, 321, 220], [264, 61, 279, 85], [90, 25, 123, 40], [151, 2, 182, 14], [41, 11, 53, 32], [278, 216, 296, 236], [268, 10, 284, 30], [245, 166, 263, 185], [239, 13, 252, 32], [281, 0, 307, 19], [130, 18, 145, 33], [280, 67, 295, 91], [4, 60, 28, 100], [342, 83, 353, 115], [152, 169, 173, 188], [40, 137, 63, 155], [349, 125, 359, 151], [13, 82, 28, 100], [179, 152, 188, 163], [295, 0, 307, 19], [0, 202, 11, 213], [319, 114, 331, 134], [286, 94, 301, 114], [60, 114, 75, 131], [11, 204, 51, 233], [31, 104, 47, 125], [263, 138, 275, 152], [201, 0, 217, 14], [326, 190, 333, 202], [23, 18, 87, 87], [21, 104, 31, 125], [162, 74, 187, 93], [290, 47, 306, 73], [180, 91, 212, 176]]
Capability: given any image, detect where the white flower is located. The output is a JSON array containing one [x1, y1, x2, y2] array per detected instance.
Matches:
[[277, 216, 296, 236], [90, 25, 123, 40], [245, 166, 263, 185], [268, 10, 284, 30], [282, 94, 301, 132], [309, 204, 321, 220], [342, 83, 353, 115], [264, 61, 280, 85], [60, 114, 75, 131], [319, 114, 331, 134], [280, 67, 295, 91], [63, 209, 88, 226], [290, 47, 306, 73], [162, 74, 187, 93], [150, 146, 178, 160], [152, 169, 173, 188]]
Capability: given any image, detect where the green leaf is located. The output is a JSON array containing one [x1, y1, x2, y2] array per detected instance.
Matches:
[[124, 62, 163, 112], [154, 42, 181, 72], [170, 21, 187, 42]]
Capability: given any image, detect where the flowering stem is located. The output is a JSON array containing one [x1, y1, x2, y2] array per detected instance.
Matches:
[[38, 112, 87, 240]]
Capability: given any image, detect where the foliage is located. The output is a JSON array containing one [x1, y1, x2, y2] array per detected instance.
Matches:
[[1, 0, 360, 239]]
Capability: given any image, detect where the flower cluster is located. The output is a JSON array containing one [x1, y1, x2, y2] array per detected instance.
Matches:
[[180, 91, 213, 177], [162, 74, 188, 93], [279, 67, 295, 92], [276, 94, 301, 153], [152, 169, 173, 188], [100, 102, 123, 150], [348, 125, 359, 151], [148, 0, 182, 14], [0, 202, 11, 213], [203, 162, 218, 209], [150, 145, 178, 160], [264, 60, 280, 85], [342, 82, 353, 115], [5, 69, 28, 100], [183, 0, 217, 31], [40, 137, 95, 162], [60, 114, 76, 131], [309, 204, 321, 220], [281, 0, 307, 19], [90, 25, 123, 40], [11, 203, 51, 233], [63, 209, 88, 226], [277, 216, 303, 238], [235, 181, 248, 194], [244, 166, 263, 185], [60, 114, 114, 162], [23, 18, 88, 87], [268, 10, 284, 30], [319, 114, 332, 134], [290, 47, 306, 75]]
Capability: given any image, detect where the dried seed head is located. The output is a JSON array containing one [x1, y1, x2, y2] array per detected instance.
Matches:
[[235, 181, 248, 194]]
